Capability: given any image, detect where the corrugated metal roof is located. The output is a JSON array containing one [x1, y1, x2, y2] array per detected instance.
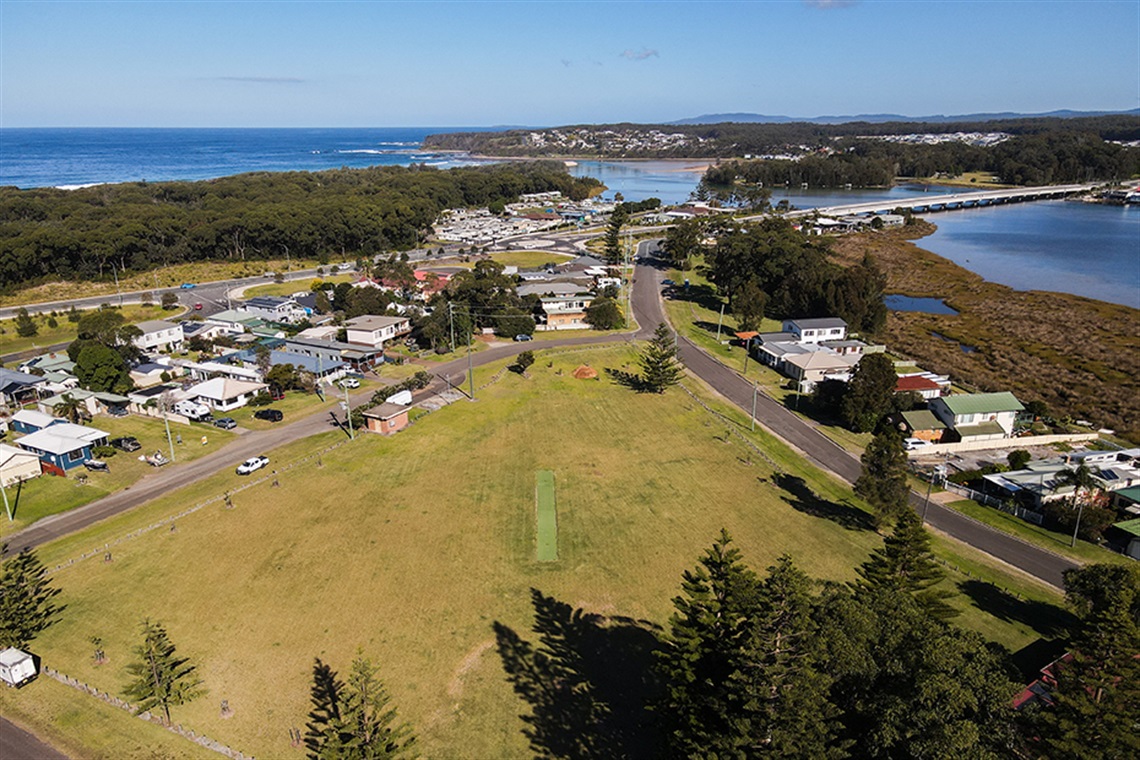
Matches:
[[1113, 518, 1140, 537], [940, 392, 1024, 415]]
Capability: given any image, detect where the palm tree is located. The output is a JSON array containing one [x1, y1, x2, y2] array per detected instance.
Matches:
[[1054, 461, 1100, 504], [55, 393, 88, 424]]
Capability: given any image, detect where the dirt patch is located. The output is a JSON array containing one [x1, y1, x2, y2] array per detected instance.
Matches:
[[447, 639, 495, 699]]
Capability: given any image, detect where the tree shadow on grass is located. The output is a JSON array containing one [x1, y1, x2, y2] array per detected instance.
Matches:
[[772, 473, 876, 532], [671, 282, 723, 312], [494, 588, 664, 759], [604, 367, 649, 393], [958, 579, 1075, 642]]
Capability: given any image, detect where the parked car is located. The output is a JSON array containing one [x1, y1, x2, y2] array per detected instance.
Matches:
[[254, 409, 283, 423], [110, 436, 141, 452], [83, 459, 109, 472], [514, 333, 533, 342], [904, 437, 932, 452], [213, 417, 237, 430], [194, 302, 203, 310], [339, 377, 360, 389], [236, 455, 269, 475], [180, 282, 196, 289]]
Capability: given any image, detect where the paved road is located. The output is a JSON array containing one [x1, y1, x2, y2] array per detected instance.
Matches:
[[0, 716, 69, 760], [632, 242, 1077, 588]]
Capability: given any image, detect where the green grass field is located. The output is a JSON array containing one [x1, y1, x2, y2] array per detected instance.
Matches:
[[535, 470, 557, 561], [3, 345, 1069, 759]]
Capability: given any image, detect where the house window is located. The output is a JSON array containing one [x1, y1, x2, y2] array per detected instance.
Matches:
[[68, 449, 84, 463]]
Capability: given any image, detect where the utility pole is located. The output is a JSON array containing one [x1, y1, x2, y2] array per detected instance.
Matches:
[[715, 303, 725, 344], [1, 480, 11, 522], [1071, 501, 1085, 547], [344, 382, 354, 440], [922, 469, 934, 523], [114, 268, 123, 307], [160, 395, 176, 462], [467, 318, 475, 401], [449, 302, 456, 354]]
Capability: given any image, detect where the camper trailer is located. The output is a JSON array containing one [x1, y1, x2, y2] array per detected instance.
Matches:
[[0, 647, 37, 687], [173, 399, 211, 422]]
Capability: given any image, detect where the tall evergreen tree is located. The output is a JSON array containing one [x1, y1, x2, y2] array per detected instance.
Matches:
[[857, 509, 957, 620], [0, 545, 64, 649], [735, 556, 846, 758], [304, 655, 417, 760], [854, 430, 910, 527], [656, 530, 759, 756], [14, 307, 37, 338], [122, 619, 203, 724], [839, 352, 898, 432], [638, 323, 683, 393], [1034, 563, 1140, 759], [603, 207, 628, 265]]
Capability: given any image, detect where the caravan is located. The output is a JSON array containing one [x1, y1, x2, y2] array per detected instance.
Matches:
[[173, 399, 212, 422]]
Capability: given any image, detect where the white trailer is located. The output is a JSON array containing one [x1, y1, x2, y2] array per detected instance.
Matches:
[[0, 647, 37, 687]]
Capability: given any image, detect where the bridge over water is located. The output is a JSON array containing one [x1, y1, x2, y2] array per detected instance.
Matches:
[[787, 183, 1096, 217]]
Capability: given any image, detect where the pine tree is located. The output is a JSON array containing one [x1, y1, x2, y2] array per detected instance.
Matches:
[[603, 207, 627, 265], [122, 619, 203, 724], [638, 323, 683, 393], [856, 509, 957, 620], [735, 556, 845, 758], [0, 545, 64, 649], [656, 530, 759, 756], [839, 352, 897, 432], [1035, 564, 1140, 759], [304, 655, 416, 760], [14, 307, 37, 338], [854, 430, 910, 527]]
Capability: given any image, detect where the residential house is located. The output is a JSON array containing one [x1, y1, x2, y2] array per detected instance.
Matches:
[[280, 336, 383, 372], [0, 443, 42, 487], [897, 409, 948, 442], [203, 309, 258, 335], [16, 422, 109, 475], [983, 454, 1140, 509], [242, 296, 307, 325], [1110, 518, 1140, 560], [344, 315, 412, 350], [130, 361, 172, 388], [133, 320, 184, 353], [17, 353, 74, 375], [362, 403, 410, 436], [930, 392, 1025, 441], [0, 368, 46, 407], [895, 374, 946, 400], [539, 297, 591, 331], [38, 389, 129, 419], [782, 317, 848, 344], [782, 349, 860, 391], [186, 377, 269, 412], [9, 409, 61, 435], [223, 347, 346, 382]]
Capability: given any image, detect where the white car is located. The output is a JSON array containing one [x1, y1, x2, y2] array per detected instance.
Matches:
[[903, 437, 932, 452], [236, 455, 270, 475], [339, 377, 361, 389]]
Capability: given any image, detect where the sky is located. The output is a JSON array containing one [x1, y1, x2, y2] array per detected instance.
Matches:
[[2, 0, 1138, 128]]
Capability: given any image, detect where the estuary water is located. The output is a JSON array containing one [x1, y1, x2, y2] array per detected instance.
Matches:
[[1, 129, 1136, 308]]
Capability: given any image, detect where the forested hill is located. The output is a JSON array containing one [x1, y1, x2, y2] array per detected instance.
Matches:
[[0, 162, 601, 292], [424, 116, 1140, 185]]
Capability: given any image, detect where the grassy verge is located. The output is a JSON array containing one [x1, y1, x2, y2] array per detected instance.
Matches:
[[240, 274, 354, 299], [15, 346, 1068, 759], [0, 257, 328, 310], [446, 251, 575, 270], [941, 498, 1129, 567], [0, 677, 218, 760], [1, 304, 187, 358]]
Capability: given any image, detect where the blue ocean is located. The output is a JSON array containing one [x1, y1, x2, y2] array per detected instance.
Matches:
[[0, 127, 493, 189]]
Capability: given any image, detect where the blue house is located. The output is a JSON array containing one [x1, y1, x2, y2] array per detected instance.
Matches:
[[16, 423, 109, 476], [9, 408, 62, 435]]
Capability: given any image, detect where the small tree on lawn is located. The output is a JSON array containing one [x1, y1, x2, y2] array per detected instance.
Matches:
[[0, 545, 64, 649], [512, 350, 535, 375], [854, 430, 910, 528], [123, 619, 203, 724], [639, 323, 683, 393], [161, 292, 178, 310], [857, 509, 956, 620], [585, 297, 623, 330]]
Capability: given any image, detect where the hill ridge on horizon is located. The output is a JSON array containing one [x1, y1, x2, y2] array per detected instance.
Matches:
[[667, 107, 1140, 126]]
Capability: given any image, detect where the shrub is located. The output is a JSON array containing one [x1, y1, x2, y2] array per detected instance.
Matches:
[[92, 445, 116, 458]]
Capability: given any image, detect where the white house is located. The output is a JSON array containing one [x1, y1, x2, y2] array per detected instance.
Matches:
[[133, 320, 185, 353], [929, 392, 1025, 441], [186, 377, 268, 412], [243, 296, 307, 325], [782, 317, 847, 344], [538, 297, 591, 331], [0, 443, 42, 487], [344, 315, 412, 350]]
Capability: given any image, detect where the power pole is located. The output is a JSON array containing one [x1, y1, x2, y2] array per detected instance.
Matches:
[[467, 317, 475, 401], [751, 383, 758, 432], [449, 302, 456, 354], [344, 382, 354, 440], [1, 480, 11, 522], [715, 303, 725, 344]]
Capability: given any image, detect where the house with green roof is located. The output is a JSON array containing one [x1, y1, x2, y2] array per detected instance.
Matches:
[[898, 409, 949, 442], [1110, 518, 1140, 560], [930, 391, 1024, 442]]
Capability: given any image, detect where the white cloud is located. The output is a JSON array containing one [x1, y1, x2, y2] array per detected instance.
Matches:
[[620, 48, 659, 61]]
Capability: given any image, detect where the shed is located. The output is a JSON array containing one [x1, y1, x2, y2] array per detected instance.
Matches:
[[1111, 518, 1140, 560], [362, 403, 410, 436], [0, 647, 37, 687]]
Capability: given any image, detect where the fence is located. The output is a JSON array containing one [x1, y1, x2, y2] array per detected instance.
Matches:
[[939, 480, 1046, 525], [912, 432, 1099, 457], [42, 666, 255, 760]]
